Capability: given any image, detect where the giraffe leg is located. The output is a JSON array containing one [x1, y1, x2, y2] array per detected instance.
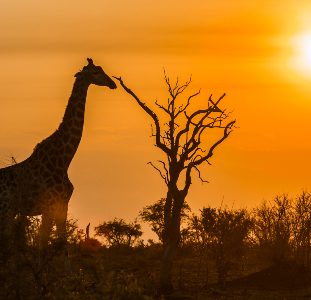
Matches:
[[54, 201, 68, 250], [54, 180, 73, 250], [53, 200, 71, 272], [40, 212, 53, 250]]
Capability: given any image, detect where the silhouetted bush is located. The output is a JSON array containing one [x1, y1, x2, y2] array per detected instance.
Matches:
[[290, 191, 311, 267], [94, 218, 143, 248], [139, 198, 191, 243], [189, 206, 253, 286], [3, 191, 311, 298], [253, 195, 293, 264]]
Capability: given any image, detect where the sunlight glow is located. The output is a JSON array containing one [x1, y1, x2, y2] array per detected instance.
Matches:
[[292, 33, 311, 74]]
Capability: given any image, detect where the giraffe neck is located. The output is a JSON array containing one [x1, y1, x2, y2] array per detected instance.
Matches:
[[56, 77, 90, 167], [30, 77, 91, 171]]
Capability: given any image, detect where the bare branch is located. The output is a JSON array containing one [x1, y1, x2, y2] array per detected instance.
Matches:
[[155, 99, 170, 115], [175, 93, 226, 150], [188, 146, 206, 160], [158, 160, 169, 182], [114, 76, 170, 155], [164, 70, 192, 100], [181, 119, 235, 195], [148, 161, 168, 184], [192, 120, 236, 167], [208, 94, 223, 112], [178, 96, 230, 160], [194, 166, 209, 183], [175, 90, 201, 118]]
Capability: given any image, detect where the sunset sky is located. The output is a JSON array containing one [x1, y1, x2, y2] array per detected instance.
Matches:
[[1, 1, 311, 237]]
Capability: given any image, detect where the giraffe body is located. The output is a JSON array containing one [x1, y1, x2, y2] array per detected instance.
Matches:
[[0, 58, 116, 247]]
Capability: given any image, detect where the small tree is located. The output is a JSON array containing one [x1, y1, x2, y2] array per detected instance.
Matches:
[[139, 198, 190, 243], [189, 207, 252, 286], [210, 208, 252, 286], [115, 73, 235, 293], [253, 195, 293, 264], [94, 218, 142, 247]]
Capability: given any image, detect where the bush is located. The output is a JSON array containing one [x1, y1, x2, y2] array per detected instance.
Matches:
[[94, 218, 143, 248]]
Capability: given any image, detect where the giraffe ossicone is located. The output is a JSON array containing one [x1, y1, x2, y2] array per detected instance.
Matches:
[[0, 58, 116, 249]]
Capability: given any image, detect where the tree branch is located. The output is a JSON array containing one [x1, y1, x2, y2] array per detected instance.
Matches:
[[175, 93, 226, 150], [194, 166, 209, 183], [148, 161, 169, 184], [114, 76, 170, 154], [192, 120, 236, 167], [181, 119, 235, 195], [175, 90, 201, 118], [158, 160, 169, 183]]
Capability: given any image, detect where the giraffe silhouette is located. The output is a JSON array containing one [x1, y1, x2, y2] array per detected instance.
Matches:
[[0, 58, 116, 249]]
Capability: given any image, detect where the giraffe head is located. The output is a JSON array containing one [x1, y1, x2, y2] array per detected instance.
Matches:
[[75, 58, 117, 89]]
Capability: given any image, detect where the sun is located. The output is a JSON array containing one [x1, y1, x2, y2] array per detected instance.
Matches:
[[291, 33, 311, 73], [296, 34, 311, 64]]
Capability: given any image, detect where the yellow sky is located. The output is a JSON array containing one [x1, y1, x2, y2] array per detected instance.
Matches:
[[1, 1, 311, 233]]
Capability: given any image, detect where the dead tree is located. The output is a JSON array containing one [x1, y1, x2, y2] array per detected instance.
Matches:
[[114, 73, 236, 293]]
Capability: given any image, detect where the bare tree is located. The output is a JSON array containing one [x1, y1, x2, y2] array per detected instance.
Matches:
[[114, 73, 235, 293], [202, 207, 252, 286]]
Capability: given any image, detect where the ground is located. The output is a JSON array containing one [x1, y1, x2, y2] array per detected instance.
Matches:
[[2, 244, 311, 299]]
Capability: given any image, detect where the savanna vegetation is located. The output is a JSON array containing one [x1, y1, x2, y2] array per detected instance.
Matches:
[[2, 192, 311, 299], [1, 75, 310, 300]]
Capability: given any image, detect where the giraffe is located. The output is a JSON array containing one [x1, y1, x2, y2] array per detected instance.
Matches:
[[0, 58, 116, 249]]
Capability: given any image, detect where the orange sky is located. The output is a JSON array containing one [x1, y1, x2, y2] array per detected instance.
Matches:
[[1, 1, 311, 236]]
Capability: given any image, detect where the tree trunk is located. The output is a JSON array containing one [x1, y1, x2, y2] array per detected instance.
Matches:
[[160, 240, 177, 294], [159, 187, 184, 294]]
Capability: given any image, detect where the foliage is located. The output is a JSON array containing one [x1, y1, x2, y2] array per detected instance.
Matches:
[[189, 206, 253, 286], [101, 270, 156, 300], [252, 192, 311, 266], [94, 218, 143, 247], [3, 191, 311, 298], [79, 238, 102, 253], [139, 198, 191, 243], [253, 195, 293, 264], [23, 216, 85, 247], [24, 216, 41, 247], [291, 191, 311, 266]]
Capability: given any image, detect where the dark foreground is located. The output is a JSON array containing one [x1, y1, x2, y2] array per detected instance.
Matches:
[[1, 243, 311, 300]]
